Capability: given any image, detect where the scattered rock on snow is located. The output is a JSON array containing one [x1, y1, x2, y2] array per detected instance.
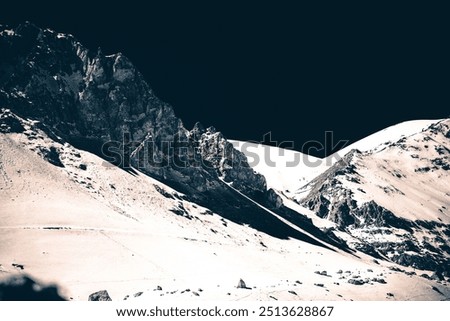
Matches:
[[11, 263, 24, 270], [88, 290, 112, 301], [315, 270, 329, 276], [348, 279, 365, 285], [237, 279, 249, 289], [372, 278, 387, 284], [133, 292, 143, 298]]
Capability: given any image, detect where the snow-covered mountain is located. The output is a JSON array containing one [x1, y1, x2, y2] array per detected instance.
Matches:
[[234, 120, 450, 278], [296, 120, 450, 276], [232, 120, 439, 194], [0, 22, 449, 301]]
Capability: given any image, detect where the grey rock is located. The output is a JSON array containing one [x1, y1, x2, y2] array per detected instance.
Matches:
[[372, 278, 387, 284], [237, 279, 249, 289], [348, 279, 365, 285], [88, 290, 112, 301]]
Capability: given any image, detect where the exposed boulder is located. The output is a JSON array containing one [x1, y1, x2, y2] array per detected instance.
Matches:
[[237, 278, 249, 289], [348, 278, 365, 285], [88, 290, 112, 301]]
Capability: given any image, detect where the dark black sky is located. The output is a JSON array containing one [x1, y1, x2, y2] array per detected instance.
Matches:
[[1, 2, 448, 157]]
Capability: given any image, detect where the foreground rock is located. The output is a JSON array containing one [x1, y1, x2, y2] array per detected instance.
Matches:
[[0, 275, 65, 301]]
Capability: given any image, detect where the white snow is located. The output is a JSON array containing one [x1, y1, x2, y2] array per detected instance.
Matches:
[[0, 29, 15, 36], [230, 140, 326, 193], [328, 119, 440, 162], [0, 117, 448, 301]]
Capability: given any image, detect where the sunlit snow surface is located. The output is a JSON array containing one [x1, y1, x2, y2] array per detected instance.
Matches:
[[1, 114, 449, 300]]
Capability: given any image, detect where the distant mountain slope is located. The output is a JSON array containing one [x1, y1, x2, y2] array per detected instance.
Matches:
[[295, 119, 450, 275], [231, 120, 439, 195], [329, 119, 440, 160]]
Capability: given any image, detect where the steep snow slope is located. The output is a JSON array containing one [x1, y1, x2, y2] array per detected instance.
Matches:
[[231, 120, 440, 195], [328, 119, 440, 161], [229, 141, 326, 193], [1, 114, 448, 301]]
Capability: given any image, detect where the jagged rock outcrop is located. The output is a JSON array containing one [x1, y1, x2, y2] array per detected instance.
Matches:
[[193, 124, 266, 195], [299, 151, 361, 229], [0, 22, 265, 198]]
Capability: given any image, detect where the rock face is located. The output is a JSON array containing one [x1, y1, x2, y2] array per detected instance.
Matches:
[[0, 22, 265, 198], [296, 120, 450, 274], [192, 124, 267, 196], [0, 23, 268, 200]]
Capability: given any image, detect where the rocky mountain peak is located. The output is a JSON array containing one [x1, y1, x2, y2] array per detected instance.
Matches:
[[0, 22, 271, 210]]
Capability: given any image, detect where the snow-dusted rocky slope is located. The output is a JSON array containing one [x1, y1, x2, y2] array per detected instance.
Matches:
[[232, 120, 438, 194], [297, 120, 450, 275]]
